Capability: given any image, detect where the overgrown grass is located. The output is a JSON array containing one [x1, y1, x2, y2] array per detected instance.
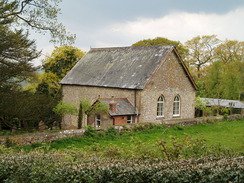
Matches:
[[22, 119, 244, 155]]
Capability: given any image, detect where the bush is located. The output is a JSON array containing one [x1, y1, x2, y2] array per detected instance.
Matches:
[[84, 126, 97, 137], [223, 113, 228, 120], [5, 137, 15, 148], [106, 126, 118, 137], [0, 153, 243, 183], [53, 101, 78, 116], [0, 145, 16, 154], [97, 130, 106, 137]]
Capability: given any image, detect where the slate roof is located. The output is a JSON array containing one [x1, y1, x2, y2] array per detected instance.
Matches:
[[98, 98, 137, 116], [200, 98, 244, 109], [60, 45, 196, 90]]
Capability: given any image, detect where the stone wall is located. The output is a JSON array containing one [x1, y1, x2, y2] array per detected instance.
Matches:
[[0, 129, 85, 146], [139, 52, 196, 122], [164, 114, 243, 127]]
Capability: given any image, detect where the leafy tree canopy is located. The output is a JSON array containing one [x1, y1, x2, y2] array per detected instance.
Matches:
[[0, 0, 75, 45], [215, 40, 244, 64], [53, 101, 78, 116], [191, 38, 244, 100], [184, 35, 221, 79], [36, 72, 61, 97], [43, 45, 85, 79], [132, 37, 188, 57]]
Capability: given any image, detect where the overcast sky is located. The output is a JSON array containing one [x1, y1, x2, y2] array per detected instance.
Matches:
[[32, 0, 244, 66]]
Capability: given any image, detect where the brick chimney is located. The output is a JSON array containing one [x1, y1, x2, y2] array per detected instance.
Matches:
[[109, 96, 116, 113]]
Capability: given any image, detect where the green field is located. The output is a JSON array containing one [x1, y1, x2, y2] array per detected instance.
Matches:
[[24, 118, 244, 157]]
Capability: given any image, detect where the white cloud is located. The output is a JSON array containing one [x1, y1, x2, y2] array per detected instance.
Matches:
[[100, 7, 244, 45], [31, 45, 55, 67], [33, 6, 244, 66]]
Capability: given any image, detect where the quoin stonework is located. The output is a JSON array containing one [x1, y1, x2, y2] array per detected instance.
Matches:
[[60, 45, 197, 129]]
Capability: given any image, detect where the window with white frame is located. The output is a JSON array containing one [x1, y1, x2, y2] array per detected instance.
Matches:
[[157, 95, 164, 117], [95, 114, 101, 127], [173, 95, 180, 116], [127, 115, 132, 123]]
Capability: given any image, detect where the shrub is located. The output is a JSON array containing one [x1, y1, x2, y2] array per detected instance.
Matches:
[[223, 113, 228, 120], [0, 153, 243, 183], [97, 130, 106, 137], [84, 126, 97, 137], [53, 101, 78, 116], [132, 122, 156, 131], [0, 145, 16, 154], [104, 144, 121, 157], [157, 135, 228, 160], [5, 137, 15, 148], [106, 126, 118, 137]]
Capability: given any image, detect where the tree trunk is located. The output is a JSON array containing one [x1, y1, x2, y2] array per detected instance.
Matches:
[[78, 105, 83, 129], [197, 65, 201, 78]]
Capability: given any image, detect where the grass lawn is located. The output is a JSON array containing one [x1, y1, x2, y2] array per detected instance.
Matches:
[[37, 118, 244, 153], [173, 121, 244, 151]]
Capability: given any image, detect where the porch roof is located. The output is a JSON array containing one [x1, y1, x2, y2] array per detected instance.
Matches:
[[98, 98, 138, 116]]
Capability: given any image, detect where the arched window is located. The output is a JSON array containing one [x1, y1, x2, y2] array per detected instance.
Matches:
[[157, 95, 164, 117], [173, 95, 180, 116]]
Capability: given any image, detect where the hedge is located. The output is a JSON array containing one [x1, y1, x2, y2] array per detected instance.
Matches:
[[0, 153, 243, 183]]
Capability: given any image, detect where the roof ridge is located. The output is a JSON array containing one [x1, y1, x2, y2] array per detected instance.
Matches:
[[90, 45, 174, 52], [99, 98, 128, 101]]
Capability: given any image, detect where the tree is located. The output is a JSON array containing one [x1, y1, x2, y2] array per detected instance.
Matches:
[[221, 62, 243, 100], [184, 35, 221, 79], [203, 60, 244, 100], [215, 40, 244, 64], [36, 72, 61, 97], [195, 96, 212, 116], [53, 101, 78, 116], [0, 0, 75, 45], [36, 46, 85, 101], [132, 37, 188, 57], [0, 0, 76, 131], [0, 88, 59, 130], [1, 0, 76, 87], [202, 61, 223, 99], [0, 26, 39, 130], [0, 25, 40, 88], [201, 39, 244, 100], [43, 46, 85, 80]]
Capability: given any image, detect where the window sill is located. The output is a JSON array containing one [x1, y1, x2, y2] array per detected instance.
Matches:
[[156, 116, 164, 120]]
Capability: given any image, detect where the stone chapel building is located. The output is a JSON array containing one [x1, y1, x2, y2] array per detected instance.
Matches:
[[60, 45, 197, 129]]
